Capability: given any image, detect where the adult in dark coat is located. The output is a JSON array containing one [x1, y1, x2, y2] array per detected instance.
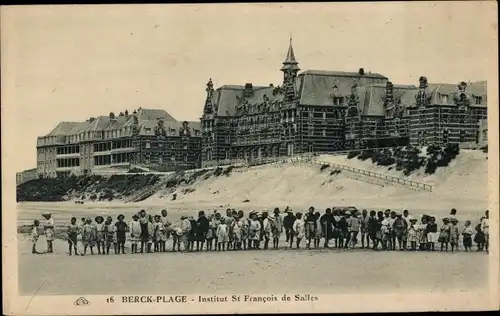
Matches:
[[197, 211, 210, 251], [283, 210, 296, 243], [320, 208, 334, 247]]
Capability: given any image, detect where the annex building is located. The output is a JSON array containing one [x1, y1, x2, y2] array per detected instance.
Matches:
[[200, 40, 487, 166], [36, 108, 201, 178]]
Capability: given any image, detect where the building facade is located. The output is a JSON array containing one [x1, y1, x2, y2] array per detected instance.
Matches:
[[36, 108, 201, 178], [16, 168, 38, 186], [200, 40, 488, 166]]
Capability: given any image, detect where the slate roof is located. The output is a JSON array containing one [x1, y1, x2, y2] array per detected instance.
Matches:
[[427, 81, 487, 107], [357, 84, 418, 117], [208, 69, 390, 117], [42, 108, 200, 139], [296, 70, 389, 107]]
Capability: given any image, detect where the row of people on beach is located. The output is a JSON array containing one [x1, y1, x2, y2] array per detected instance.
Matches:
[[32, 207, 489, 255]]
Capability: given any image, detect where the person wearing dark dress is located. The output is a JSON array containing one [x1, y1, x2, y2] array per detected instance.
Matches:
[[114, 214, 128, 254], [337, 211, 349, 248], [138, 210, 149, 253], [197, 211, 210, 251], [320, 208, 334, 248], [283, 210, 296, 243], [304, 207, 317, 249], [367, 211, 380, 250], [188, 216, 198, 251]]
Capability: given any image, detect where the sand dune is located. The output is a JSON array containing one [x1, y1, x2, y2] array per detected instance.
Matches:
[[144, 150, 488, 214]]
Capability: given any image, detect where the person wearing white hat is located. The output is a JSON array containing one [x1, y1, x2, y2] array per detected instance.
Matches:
[[42, 212, 55, 253]]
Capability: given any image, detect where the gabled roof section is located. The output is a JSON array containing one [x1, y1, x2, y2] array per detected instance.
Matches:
[[137, 108, 176, 122], [301, 70, 388, 80], [298, 70, 388, 107], [427, 81, 487, 107], [211, 84, 282, 117], [46, 122, 80, 136]]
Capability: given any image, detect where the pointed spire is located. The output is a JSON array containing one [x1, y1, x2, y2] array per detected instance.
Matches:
[[281, 35, 299, 71]]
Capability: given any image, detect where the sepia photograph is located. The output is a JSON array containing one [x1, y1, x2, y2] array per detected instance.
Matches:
[[2, 2, 499, 315]]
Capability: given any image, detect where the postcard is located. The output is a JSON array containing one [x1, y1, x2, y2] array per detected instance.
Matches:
[[2, 2, 499, 315]]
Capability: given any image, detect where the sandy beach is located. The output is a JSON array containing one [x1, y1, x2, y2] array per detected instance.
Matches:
[[18, 234, 488, 296], [16, 150, 489, 296]]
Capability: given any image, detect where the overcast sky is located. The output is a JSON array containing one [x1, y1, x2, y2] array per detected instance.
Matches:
[[2, 2, 497, 172]]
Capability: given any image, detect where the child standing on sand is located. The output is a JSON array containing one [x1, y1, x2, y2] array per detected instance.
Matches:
[[481, 210, 489, 253], [249, 212, 261, 249], [347, 211, 361, 249], [156, 215, 168, 252], [180, 215, 191, 251], [292, 212, 305, 249], [449, 218, 460, 252], [426, 217, 438, 251], [439, 218, 451, 251], [407, 218, 418, 251], [239, 211, 249, 250], [216, 217, 229, 251], [31, 220, 40, 254], [231, 215, 242, 250], [462, 220, 474, 252], [271, 208, 283, 250], [188, 216, 198, 252], [42, 212, 55, 253], [82, 218, 96, 255], [95, 216, 105, 255], [262, 212, 272, 250], [474, 217, 485, 251], [147, 215, 155, 253], [417, 216, 428, 251], [103, 216, 115, 254], [114, 214, 128, 254], [393, 213, 408, 251], [314, 212, 322, 248], [381, 215, 391, 251], [205, 214, 215, 251], [67, 217, 79, 256], [129, 214, 141, 254]]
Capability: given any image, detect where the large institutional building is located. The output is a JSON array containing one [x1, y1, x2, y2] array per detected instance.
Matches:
[[36, 108, 201, 178], [30, 40, 488, 179], [200, 40, 487, 166]]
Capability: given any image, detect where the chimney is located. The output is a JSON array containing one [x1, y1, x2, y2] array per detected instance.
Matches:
[[125, 109, 129, 117], [385, 81, 394, 104], [269, 83, 274, 87], [244, 83, 253, 98], [109, 112, 115, 120], [89, 117, 96, 123], [358, 68, 365, 76]]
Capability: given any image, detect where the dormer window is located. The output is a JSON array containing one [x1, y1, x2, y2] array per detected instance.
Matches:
[[474, 96, 482, 105], [441, 94, 449, 104]]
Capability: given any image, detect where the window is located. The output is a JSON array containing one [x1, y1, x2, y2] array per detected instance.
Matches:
[[145, 141, 151, 149], [443, 130, 449, 144], [158, 142, 163, 148], [474, 96, 482, 105], [441, 94, 449, 104]]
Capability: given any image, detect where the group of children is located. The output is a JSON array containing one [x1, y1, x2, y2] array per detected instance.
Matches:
[[30, 207, 490, 255]]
